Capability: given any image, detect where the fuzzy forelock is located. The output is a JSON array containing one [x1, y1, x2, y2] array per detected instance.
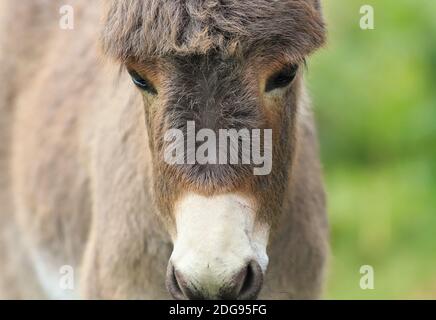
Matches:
[[101, 0, 326, 62]]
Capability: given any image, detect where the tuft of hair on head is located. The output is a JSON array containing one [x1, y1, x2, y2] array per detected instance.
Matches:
[[100, 0, 326, 62]]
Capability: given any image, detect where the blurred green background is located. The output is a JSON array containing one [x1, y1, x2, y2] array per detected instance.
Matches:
[[308, 0, 436, 299]]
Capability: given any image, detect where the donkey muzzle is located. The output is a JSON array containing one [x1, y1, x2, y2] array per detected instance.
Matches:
[[166, 260, 263, 300], [166, 193, 269, 300]]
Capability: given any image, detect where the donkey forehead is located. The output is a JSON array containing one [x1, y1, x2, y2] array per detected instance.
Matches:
[[101, 0, 326, 62], [166, 54, 245, 91], [162, 55, 262, 133]]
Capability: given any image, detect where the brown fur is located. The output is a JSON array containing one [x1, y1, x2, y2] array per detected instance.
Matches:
[[0, 0, 328, 299], [101, 0, 325, 60]]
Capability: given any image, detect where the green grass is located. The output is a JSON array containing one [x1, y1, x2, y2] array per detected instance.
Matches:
[[309, 0, 436, 299]]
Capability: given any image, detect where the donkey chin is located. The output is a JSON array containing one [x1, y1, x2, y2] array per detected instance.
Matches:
[[166, 193, 269, 300]]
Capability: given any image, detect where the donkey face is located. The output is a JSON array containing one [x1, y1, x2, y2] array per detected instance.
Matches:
[[101, 0, 325, 300], [126, 54, 300, 299]]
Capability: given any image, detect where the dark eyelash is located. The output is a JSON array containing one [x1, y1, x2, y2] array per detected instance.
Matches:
[[127, 69, 157, 94], [265, 64, 299, 93]]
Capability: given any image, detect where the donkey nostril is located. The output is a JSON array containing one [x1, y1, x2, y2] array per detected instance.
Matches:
[[236, 261, 263, 300], [166, 262, 186, 300], [166, 262, 203, 300], [221, 261, 263, 300], [166, 260, 263, 300]]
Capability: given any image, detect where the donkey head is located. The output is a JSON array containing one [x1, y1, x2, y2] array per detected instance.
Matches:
[[101, 0, 325, 300]]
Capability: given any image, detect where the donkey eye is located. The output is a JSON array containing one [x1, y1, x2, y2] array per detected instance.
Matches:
[[265, 64, 299, 93], [128, 69, 157, 94]]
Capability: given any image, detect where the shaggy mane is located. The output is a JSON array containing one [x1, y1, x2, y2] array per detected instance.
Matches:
[[101, 0, 326, 61]]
